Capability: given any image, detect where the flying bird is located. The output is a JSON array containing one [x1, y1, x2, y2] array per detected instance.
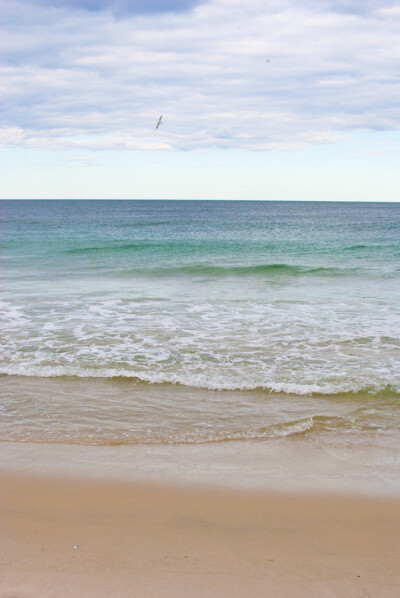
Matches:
[[156, 115, 163, 130]]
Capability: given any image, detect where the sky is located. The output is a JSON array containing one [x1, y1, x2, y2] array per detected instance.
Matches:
[[1, 0, 400, 200]]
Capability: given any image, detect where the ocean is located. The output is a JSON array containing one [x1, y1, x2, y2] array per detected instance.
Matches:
[[1, 200, 400, 458]]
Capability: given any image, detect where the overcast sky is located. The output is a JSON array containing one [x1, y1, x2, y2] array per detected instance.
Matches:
[[1, 0, 400, 200]]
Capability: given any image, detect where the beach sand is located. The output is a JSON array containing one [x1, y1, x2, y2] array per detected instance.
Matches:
[[1, 471, 400, 598]]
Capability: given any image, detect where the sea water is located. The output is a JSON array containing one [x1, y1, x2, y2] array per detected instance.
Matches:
[[1, 200, 399, 465]]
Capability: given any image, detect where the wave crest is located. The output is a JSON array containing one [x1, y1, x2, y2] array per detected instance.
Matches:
[[1, 368, 399, 399], [121, 263, 360, 278]]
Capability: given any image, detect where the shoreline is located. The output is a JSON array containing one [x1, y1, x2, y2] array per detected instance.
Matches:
[[1, 437, 400, 497], [2, 468, 400, 597]]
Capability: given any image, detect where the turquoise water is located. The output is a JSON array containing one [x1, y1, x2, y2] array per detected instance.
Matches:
[[1, 200, 399, 445]]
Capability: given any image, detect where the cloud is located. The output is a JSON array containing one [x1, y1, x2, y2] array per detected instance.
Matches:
[[27, 0, 203, 16], [1, 0, 400, 152]]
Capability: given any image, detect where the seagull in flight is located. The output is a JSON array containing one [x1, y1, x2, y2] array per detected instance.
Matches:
[[156, 115, 163, 130]]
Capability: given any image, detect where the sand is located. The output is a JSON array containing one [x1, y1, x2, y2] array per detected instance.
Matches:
[[1, 471, 400, 598]]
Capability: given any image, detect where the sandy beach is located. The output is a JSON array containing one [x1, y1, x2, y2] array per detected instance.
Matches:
[[1, 469, 400, 598]]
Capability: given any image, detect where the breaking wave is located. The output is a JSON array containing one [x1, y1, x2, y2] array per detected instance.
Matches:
[[1, 370, 399, 400]]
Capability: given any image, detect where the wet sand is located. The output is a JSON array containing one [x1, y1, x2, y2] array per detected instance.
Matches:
[[1, 471, 400, 597]]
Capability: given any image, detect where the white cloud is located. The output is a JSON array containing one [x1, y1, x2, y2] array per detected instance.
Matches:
[[1, 0, 400, 152]]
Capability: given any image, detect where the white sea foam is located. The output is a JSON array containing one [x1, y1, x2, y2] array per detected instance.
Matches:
[[1, 293, 399, 394]]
